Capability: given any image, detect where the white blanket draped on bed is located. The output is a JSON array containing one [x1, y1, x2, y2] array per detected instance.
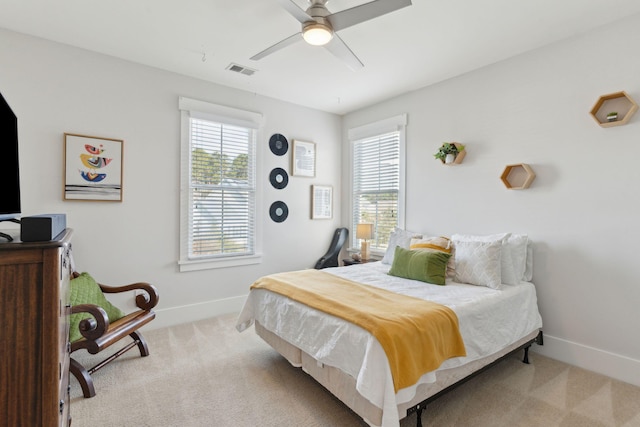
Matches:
[[236, 261, 542, 427]]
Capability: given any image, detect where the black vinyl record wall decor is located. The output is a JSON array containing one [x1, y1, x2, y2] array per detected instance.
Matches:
[[269, 201, 289, 223], [269, 133, 288, 156], [269, 167, 288, 189]]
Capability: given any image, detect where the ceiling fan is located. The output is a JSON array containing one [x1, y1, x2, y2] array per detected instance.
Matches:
[[251, 0, 412, 70]]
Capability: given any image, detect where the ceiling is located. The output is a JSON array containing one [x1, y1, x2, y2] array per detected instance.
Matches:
[[2, 0, 640, 115]]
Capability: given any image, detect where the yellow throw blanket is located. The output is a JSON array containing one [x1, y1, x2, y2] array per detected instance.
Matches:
[[250, 269, 466, 392]]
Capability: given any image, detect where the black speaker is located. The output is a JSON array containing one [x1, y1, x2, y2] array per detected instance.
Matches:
[[20, 214, 67, 242]]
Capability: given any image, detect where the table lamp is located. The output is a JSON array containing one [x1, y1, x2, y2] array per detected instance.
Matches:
[[356, 223, 374, 261]]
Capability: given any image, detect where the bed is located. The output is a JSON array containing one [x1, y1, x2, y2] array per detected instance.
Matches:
[[236, 232, 543, 427]]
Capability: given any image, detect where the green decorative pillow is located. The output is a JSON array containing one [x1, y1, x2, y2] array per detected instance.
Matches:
[[69, 272, 125, 343], [388, 246, 451, 286]]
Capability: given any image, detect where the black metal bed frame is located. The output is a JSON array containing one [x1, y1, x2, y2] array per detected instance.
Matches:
[[406, 330, 544, 427]]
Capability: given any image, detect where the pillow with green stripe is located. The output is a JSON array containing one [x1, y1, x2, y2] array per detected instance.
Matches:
[[388, 246, 451, 285], [69, 272, 125, 343]]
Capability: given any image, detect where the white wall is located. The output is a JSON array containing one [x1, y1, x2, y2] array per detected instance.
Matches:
[[0, 29, 343, 327], [3, 13, 640, 388], [343, 14, 640, 387]]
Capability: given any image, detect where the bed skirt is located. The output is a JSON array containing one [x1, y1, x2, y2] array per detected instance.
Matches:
[[255, 321, 540, 426]]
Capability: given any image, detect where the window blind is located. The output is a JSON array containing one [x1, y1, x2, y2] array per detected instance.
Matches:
[[352, 131, 400, 251], [188, 117, 256, 259]]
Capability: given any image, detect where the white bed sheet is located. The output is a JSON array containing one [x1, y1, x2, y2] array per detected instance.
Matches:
[[236, 262, 542, 427]]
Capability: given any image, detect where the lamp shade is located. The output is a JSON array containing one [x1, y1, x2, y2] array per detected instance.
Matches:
[[302, 23, 333, 46], [356, 223, 374, 240]]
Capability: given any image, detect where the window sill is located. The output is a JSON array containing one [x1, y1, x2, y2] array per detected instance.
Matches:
[[178, 254, 262, 272]]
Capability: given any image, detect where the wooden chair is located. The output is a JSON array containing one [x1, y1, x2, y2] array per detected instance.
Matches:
[[69, 272, 159, 398]]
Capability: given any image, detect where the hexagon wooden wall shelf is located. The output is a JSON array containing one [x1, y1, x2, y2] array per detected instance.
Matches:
[[589, 91, 638, 128], [501, 163, 536, 190]]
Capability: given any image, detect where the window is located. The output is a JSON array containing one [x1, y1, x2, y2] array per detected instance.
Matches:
[[349, 115, 406, 254], [178, 97, 262, 271]]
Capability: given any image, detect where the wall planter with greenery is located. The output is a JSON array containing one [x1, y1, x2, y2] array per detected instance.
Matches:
[[434, 142, 466, 165]]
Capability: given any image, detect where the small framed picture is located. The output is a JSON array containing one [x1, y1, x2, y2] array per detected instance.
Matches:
[[292, 140, 316, 177], [64, 133, 124, 201], [311, 185, 332, 219]]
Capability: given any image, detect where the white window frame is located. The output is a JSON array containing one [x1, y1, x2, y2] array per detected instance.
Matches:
[[348, 114, 407, 256], [178, 97, 263, 272]]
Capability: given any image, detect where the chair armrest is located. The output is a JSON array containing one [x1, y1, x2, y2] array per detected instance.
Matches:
[[71, 304, 109, 341], [70, 271, 159, 311], [99, 282, 159, 311]]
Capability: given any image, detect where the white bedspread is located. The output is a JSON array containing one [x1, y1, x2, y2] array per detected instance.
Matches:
[[236, 262, 542, 427]]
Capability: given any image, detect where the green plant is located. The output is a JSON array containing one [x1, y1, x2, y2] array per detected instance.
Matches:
[[607, 112, 618, 117], [434, 142, 465, 161]]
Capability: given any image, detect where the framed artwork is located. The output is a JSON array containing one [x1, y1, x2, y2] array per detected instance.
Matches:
[[64, 133, 124, 201], [311, 185, 332, 219], [292, 139, 316, 177]]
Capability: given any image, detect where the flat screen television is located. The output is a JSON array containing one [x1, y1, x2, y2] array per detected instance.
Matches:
[[0, 91, 21, 223]]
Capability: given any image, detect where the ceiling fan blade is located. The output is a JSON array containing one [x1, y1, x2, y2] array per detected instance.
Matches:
[[323, 34, 364, 71], [275, 0, 313, 24], [327, 0, 412, 32], [250, 33, 302, 60]]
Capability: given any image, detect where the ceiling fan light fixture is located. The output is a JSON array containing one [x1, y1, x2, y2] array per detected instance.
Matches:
[[302, 22, 333, 46]]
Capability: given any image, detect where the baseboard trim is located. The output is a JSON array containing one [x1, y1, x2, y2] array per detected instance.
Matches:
[[531, 334, 640, 387], [147, 294, 248, 330], [146, 306, 640, 388]]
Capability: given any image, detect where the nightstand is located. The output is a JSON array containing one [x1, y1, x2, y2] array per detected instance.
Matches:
[[342, 258, 371, 266]]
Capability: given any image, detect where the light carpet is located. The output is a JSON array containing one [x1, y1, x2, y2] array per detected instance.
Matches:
[[70, 313, 640, 427]]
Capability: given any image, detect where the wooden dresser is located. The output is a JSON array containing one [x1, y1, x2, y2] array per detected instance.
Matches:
[[0, 228, 73, 427]]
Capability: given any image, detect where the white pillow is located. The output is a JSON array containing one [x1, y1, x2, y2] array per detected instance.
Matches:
[[506, 234, 529, 283], [453, 240, 502, 289], [451, 233, 518, 285], [523, 242, 533, 282], [450, 233, 510, 244], [381, 227, 422, 265]]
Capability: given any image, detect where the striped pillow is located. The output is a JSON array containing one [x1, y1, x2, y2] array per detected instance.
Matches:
[[410, 236, 452, 252]]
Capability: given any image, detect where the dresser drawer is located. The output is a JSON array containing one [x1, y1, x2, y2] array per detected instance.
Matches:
[[0, 228, 73, 427], [58, 245, 72, 426]]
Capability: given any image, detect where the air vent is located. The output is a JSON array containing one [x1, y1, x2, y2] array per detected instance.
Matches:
[[226, 63, 257, 76]]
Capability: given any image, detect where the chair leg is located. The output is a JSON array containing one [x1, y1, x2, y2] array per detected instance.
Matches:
[[130, 330, 150, 357], [70, 357, 96, 398]]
